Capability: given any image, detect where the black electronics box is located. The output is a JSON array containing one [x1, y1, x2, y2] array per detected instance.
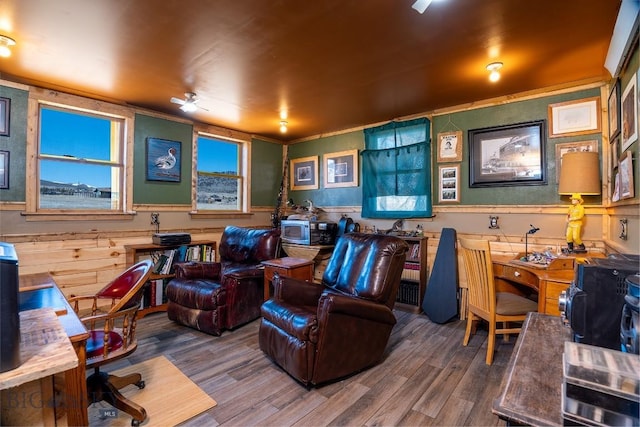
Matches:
[[152, 233, 191, 246], [562, 341, 639, 426]]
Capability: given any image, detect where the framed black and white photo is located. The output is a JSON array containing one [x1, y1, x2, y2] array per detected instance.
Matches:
[[608, 79, 621, 140], [468, 120, 547, 188], [439, 164, 460, 203], [290, 156, 318, 190], [0, 97, 10, 137], [0, 150, 8, 189], [548, 96, 601, 138], [621, 73, 638, 151], [437, 131, 462, 162], [146, 137, 182, 182], [323, 149, 358, 188]]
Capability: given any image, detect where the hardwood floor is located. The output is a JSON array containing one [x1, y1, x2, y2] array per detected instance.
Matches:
[[123, 310, 515, 426]]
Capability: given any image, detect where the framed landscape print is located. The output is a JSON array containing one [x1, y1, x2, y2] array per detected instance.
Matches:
[[621, 73, 638, 151], [468, 120, 546, 188], [290, 156, 318, 190], [437, 131, 463, 162], [323, 149, 358, 188], [439, 165, 460, 202], [548, 96, 601, 138]]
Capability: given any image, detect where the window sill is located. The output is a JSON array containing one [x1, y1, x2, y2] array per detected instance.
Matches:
[[189, 211, 254, 220], [21, 211, 137, 221]]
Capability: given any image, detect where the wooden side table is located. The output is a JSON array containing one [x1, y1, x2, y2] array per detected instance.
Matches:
[[262, 257, 314, 300]]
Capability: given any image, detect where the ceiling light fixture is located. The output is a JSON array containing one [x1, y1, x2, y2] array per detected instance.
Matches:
[[180, 102, 198, 113], [0, 35, 16, 58], [486, 62, 503, 82], [280, 120, 288, 133]]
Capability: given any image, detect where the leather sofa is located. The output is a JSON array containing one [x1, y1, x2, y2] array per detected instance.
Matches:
[[165, 226, 280, 335], [259, 232, 408, 386]]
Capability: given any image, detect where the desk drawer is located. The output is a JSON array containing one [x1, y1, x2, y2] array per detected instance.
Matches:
[[544, 281, 569, 316], [494, 264, 539, 290]]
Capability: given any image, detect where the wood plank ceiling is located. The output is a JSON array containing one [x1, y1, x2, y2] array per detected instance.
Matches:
[[0, 0, 621, 141]]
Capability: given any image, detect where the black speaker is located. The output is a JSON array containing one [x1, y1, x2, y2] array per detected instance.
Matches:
[[0, 242, 20, 373]]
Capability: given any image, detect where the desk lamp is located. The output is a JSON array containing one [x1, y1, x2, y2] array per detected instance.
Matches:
[[558, 151, 601, 253], [524, 224, 540, 261]]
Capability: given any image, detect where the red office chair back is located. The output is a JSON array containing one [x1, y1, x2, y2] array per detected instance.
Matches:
[[97, 259, 154, 313]]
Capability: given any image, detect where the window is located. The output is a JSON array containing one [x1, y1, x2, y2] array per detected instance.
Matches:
[[38, 105, 125, 211], [196, 134, 246, 211], [361, 118, 432, 218]]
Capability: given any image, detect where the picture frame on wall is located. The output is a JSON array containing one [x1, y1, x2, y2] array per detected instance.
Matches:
[[468, 120, 546, 188], [554, 140, 598, 182], [0, 150, 8, 189], [436, 131, 463, 162], [608, 79, 621, 140], [618, 150, 634, 200], [290, 155, 318, 190], [146, 137, 182, 182], [548, 96, 601, 138], [323, 149, 358, 188], [621, 73, 638, 151], [0, 97, 10, 137], [611, 135, 619, 175], [439, 165, 460, 203]]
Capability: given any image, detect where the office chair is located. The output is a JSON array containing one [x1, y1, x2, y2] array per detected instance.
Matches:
[[459, 237, 538, 365], [68, 259, 154, 426]]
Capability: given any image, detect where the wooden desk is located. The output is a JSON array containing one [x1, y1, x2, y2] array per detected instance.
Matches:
[[492, 256, 575, 316], [262, 257, 314, 300], [1, 308, 79, 426], [493, 312, 571, 426], [18, 274, 90, 426]]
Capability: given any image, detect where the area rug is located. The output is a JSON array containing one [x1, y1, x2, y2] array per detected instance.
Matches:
[[88, 355, 217, 426]]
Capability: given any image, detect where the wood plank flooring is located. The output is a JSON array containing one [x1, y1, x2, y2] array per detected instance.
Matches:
[[119, 310, 515, 426]]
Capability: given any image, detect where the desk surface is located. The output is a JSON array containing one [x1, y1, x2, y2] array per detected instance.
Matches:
[[493, 312, 571, 426], [0, 308, 78, 390]]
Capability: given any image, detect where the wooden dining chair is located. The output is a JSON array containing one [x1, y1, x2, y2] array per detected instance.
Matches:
[[68, 259, 154, 426], [459, 237, 538, 365]]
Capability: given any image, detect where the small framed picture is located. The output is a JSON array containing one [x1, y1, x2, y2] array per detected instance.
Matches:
[[437, 131, 463, 162], [0, 97, 10, 137], [323, 149, 358, 188], [608, 79, 621, 140], [146, 137, 182, 182], [290, 156, 318, 190], [439, 164, 460, 203], [621, 73, 638, 151], [0, 150, 8, 189], [618, 150, 634, 200], [554, 140, 598, 182], [548, 96, 601, 138]]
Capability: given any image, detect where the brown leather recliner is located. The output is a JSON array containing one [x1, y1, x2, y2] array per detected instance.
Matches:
[[165, 226, 280, 335], [259, 232, 408, 386]]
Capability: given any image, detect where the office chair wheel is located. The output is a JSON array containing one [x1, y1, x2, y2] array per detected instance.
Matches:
[[135, 380, 145, 389]]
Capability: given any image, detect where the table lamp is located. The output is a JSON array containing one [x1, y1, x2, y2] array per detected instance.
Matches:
[[558, 151, 601, 253]]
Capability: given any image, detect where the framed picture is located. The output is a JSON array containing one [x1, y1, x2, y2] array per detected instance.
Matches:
[[323, 149, 358, 188], [146, 137, 181, 182], [618, 150, 634, 200], [608, 79, 621, 140], [548, 96, 601, 138], [611, 135, 619, 174], [468, 120, 547, 188], [0, 97, 10, 137], [621, 73, 638, 151], [437, 131, 463, 162], [554, 140, 598, 181], [290, 156, 318, 190], [0, 150, 8, 189], [439, 165, 460, 203]]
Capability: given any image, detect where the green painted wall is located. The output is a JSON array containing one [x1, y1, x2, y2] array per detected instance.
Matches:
[[287, 131, 364, 207], [133, 114, 193, 205], [251, 138, 282, 207], [0, 86, 28, 203], [432, 88, 603, 206]]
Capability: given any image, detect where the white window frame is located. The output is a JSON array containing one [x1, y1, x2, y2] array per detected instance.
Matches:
[[25, 90, 135, 220], [192, 125, 251, 214]]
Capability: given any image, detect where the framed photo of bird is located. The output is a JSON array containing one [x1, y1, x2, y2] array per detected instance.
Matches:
[[146, 137, 181, 182]]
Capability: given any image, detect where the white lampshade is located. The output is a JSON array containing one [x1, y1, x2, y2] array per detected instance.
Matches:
[[558, 151, 601, 195]]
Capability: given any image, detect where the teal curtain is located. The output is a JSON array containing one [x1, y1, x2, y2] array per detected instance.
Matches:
[[361, 118, 431, 218]]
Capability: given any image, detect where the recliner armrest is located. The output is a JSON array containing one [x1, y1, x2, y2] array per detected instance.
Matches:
[[223, 266, 264, 280], [317, 291, 397, 325], [173, 261, 222, 280], [274, 275, 324, 306]]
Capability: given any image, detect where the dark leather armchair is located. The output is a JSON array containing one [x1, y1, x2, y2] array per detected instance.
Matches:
[[259, 232, 408, 386], [166, 226, 280, 335]]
